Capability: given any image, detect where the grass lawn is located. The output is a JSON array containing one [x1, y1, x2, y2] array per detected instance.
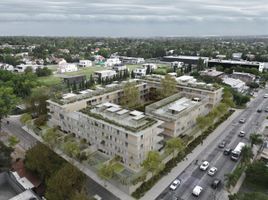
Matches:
[[38, 75, 62, 86]]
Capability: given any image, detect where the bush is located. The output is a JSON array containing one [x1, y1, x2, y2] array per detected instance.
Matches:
[[20, 113, 32, 124], [34, 114, 47, 127]]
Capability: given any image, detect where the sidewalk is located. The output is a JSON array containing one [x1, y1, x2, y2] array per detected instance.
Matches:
[[22, 126, 134, 200], [140, 109, 243, 200]]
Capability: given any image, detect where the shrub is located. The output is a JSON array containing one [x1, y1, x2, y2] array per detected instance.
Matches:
[[20, 113, 32, 124], [34, 115, 47, 127]]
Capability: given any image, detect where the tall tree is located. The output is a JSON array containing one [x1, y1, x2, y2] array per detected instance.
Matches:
[[120, 82, 140, 108], [240, 146, 253, 167], [249, 133, 263, 148], [160, 74, 177, 98], [142, 151, 163, 176], [165, 138, 185, 159], [0, 87, 17, 130], [98, 163, 115, 185], [46, 163, 85, 200], [70, 189, 91, 200], [0, 141, 13, 171]]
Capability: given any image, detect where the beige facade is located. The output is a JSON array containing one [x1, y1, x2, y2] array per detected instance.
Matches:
[[146, 93, 210, 137]]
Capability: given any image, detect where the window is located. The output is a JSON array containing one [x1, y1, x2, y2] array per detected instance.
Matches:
[[141, 135, 144, 139], [125, 133, 128, 138], [125, 142, 128, 147]]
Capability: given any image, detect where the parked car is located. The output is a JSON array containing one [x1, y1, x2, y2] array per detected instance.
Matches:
[[218, 140, 226, 148], [239, 118, 245, 124], [264, 94, 268, 98], [265, 107, 268, 112], [169, 179, 181, 190], [223, 148, 232, 155], [192, 185, 203, 197], [208, 167, 218, 176], [200, 161, 209, 171], [211, 179, 221, 189], [239, 131, 246, 137]]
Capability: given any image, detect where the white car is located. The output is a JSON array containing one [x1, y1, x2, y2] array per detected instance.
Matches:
[[169, 179, 181, 190], [264, 94, 268, 98], [208, 167, 217, 176], [192, 185, 203, 197], [239, 131, 246, 137], [200, 161, 209, 171]]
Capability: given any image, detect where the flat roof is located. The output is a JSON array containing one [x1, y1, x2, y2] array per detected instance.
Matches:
[[9, 190, 39, 200]]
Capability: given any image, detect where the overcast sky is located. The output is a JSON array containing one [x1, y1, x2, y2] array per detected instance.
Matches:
[[0, 0, 268, 37]]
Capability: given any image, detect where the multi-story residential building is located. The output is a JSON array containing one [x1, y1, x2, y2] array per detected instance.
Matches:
[[146, 93, 209, 137], [134, 68, 147, 78], [94, 70, 117, 81], [79, 60, 93, 67], [144, 75, 223, 107], [142, 63, 157, 71], [105, 58, 121, 67], [56, 103, 163, 169], [112, 64, 127, 72]]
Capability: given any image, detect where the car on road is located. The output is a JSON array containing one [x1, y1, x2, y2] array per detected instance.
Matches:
[[265, 107, 268, 112], [200, 161, 209, 171], [239, 118, 245, 124], [169, 179, 181, 190], [257, 108, 262, 113], [223, 148, 232, 155], [264, 94, 268, 98], [239, 131, 246, 137], [218, 140, 226, 148], [192, 185, 203, 197], [208, 167, 218, 176], [211, 179, 221, 189]]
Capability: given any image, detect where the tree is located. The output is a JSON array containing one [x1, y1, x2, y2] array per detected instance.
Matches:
[[20, 113, 32, 124], [225, 172, 238, 189], [120, 82, 140, 108], [0, 141, 13, 171], [142, 151, 163, 176], [70, 189, 91, 200], [249, 133, 263, 148], [240, 146, 253, 166], [165, 138, 185, 158], [196, 116, 212, 130], [98, 163, 115, 185], [25, 143, 64, 180], [245, 161, 268, 187], [8, 136, 20, 147], [26, 86, 50, 117], [46, 163, 85, 200], [160, 74, 177, 98], [43, 128, 58, 148], [229, 192, 268, 200], [63, 141, 80, 158], [0, 87, 17, 130], [35, 67, 52, 77]]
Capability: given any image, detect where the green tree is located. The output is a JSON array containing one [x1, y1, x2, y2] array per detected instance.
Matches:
[[196, 116, 212, 130], [98, 163, 115, 185], [70, 189, 91, 200], [142, 151, 163, 176], [8, 136, 20, 147], [0, 87, 17, 130], [160, 74, 177, 98], [20, 113, 32, 124], [26, 86, 50, 117], [0, 141, 13, 171], [25, 143, 64, 180], [43, 128, 59, 148], [240, 146, 253, 167], [63, 141, 80, 158], [46, 163, 86, 200], [249, 133, 263, 148], [165, 138, 185, 158], [225, 172, 239, 189], [245, 161, 268, 187], [120, 82, 140, 108]]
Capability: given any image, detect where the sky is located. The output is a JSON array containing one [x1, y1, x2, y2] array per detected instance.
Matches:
[[0, 0, 268, 37]]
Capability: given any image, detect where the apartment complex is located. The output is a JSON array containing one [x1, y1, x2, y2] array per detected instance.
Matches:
[[146, 93, 209, 137], [59, 103, 163, 169], [47, 78, 222, 169]]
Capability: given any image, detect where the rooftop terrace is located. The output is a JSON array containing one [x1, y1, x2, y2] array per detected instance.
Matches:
[[80, 103, 158, 133]]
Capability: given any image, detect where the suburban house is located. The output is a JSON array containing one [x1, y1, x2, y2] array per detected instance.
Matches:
[[79, 60, 93, 67]]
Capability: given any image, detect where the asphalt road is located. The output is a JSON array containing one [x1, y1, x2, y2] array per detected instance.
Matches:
[[156, 89, 268, 200], [1, 115, 120, 200]]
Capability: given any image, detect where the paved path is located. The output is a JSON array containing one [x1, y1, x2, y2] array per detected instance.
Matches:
[[141, 109, 243, 200]]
